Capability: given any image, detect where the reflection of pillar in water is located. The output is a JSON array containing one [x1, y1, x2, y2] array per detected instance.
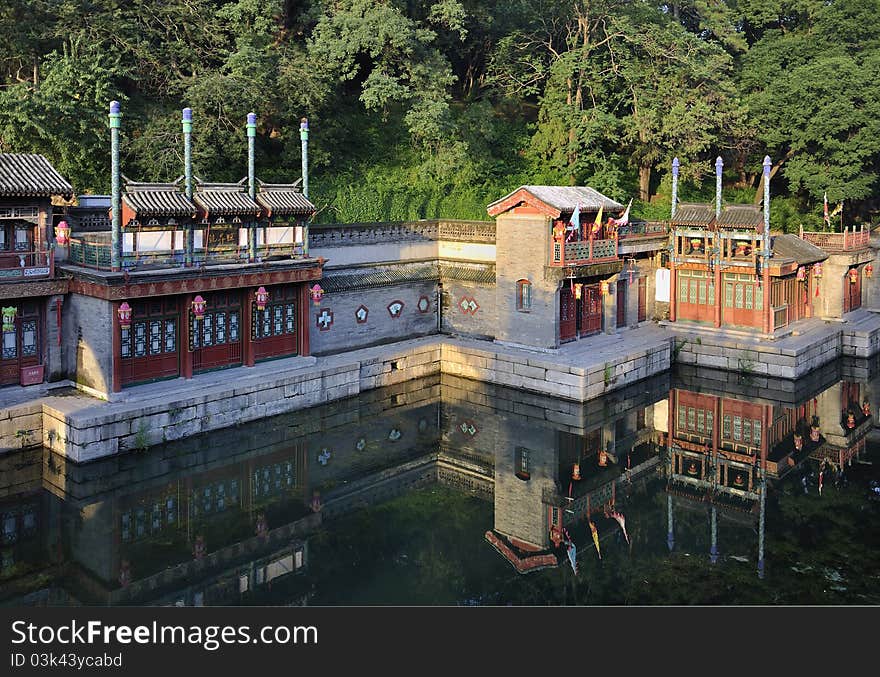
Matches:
[[757, 471, 766, 579], [666, 494, 674, 552], [710, 506, 718, 564]]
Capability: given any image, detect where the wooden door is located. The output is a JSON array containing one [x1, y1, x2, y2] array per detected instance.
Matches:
[[191, 291, 243, 373], [845, 270, 862, 312], [722, 276, 761, 328], [0, 302, 40, 386], [638, 276, 647, 322], [560, 285, 576, 342], [616, 280, 627, 328], [579, 284, 602, 336], [253, 284, 299, 362], [120, 298, 180, 386]]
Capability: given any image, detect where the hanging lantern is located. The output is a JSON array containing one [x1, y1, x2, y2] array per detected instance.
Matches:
[[793, 433, 803, 452], [796, 266, 806, 281], [117, 302, 132, 330], [310, 283, 324, 306], [866, 264, 874, 279], [572, 463, 582, 481], [847, 411, 856, 429], [55, 220, 70, 246], [192, 295, 207, 320], [600, 280, 610, 296], [255, 286, 269, 311], [849, 268, 859, 284], [862, 399, 871, 417], [598, 450, 608, 467], [1, 306, 16, 333], [810, 425, 821, 443], [574, 283, 582, 300], [813, 262, 823, 278]]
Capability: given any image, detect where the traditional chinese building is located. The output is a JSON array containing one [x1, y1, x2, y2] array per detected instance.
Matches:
[[486, 185, 666, 349], [0, 154, 73, 387], [58, 104, 322, 393], [668, 156, 829, 334]]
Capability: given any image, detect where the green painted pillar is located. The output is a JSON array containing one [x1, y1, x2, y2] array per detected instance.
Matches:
[[109, 101, 121, 271], [247, 112, 257, 262], [183, 108, 194, 267]]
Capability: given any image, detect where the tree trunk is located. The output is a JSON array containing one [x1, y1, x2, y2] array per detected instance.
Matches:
[[639, 165, 651, 202]]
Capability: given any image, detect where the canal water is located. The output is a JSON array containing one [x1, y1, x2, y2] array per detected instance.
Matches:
[[2, 359, 879, 606]]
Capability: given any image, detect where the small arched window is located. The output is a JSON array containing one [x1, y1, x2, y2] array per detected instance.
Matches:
[[516, 279, 531, 311]]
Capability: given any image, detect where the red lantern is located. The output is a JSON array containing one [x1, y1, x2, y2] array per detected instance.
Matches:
[[55, 220, 70, 246], [813, 262, 823, 278], [255, 286, 269, 311], [849, 268, 859, 284], [572, 463, 582, 481], [866, 264, 873, 279], [598, 450, 608, 467], [192, 295, 206, 320], [793, 434, 803, 452], [810, 425, 821, 442], [310, 284, 324, 306], [796, 266, 805, 281], [117, 302, 132, 329]]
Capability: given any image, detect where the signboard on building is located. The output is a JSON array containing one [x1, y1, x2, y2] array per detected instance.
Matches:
[[655, 268, 670, 302]]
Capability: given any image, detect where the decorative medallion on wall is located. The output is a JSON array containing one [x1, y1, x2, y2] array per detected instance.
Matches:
[[355, 305, 369, 324], [458, 296, 479, 315], [459, 420, 478, 436], [316, 308, 334, 331], [317, 448, 332, 465], [417, 295, 430, 313], [418, 418, 428, 433], [388, 428, 402, 441], [387, 300, 405, 318], [355, 437, 366, 451]]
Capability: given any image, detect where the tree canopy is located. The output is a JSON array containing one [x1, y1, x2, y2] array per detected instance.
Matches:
[[0, 0, 877, 229]]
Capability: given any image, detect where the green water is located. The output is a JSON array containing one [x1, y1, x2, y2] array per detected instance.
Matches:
[[2, 363, 879, 606]]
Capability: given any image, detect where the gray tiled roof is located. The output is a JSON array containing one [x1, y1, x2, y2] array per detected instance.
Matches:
[[321, 263, 438, 292], [256, 181, 316, 216], [122, 180, 197, 218], [0, 153, 73, 197], [772, 233, 828, 265], [193, 181, 260, 217], [717, 204, 763, 228], [489, 185, 624, 213], [439, 263, 496, 284], [672, 203, 715, 226]]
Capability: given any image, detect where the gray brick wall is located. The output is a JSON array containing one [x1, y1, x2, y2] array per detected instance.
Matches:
[[494, 212, 559, 349], [64, 294, 114, 392], [440, 280, 497, 339], [309, 281, 439, 355]]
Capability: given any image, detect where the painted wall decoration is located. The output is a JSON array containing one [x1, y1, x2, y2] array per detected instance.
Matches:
[[387, 300, 405, 318], [458, 296, 480, 315], [388, 428, 402, 441], [459, 420, 478, 436], [355, 305, 369, 324], [317, 448, 331, 465], [316, 308, 334, 331], [355, 437, 366, 451], [417, 295, 430, 313]]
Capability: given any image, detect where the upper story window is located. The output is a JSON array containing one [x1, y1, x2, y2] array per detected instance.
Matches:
[[516, 279, 531, 311]]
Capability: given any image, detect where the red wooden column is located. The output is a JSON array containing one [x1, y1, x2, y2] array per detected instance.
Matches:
[[669, 265, 677, 322], [299, 283, 311, 356], [181, 294, 193, 379], [111, 301, 121, 393], [242, 287, 255, 367], [714, 266, 722, 328], [762, 265, 772, 334]]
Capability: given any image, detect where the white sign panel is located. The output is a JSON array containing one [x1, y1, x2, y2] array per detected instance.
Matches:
[[655, 268, 671, 303]]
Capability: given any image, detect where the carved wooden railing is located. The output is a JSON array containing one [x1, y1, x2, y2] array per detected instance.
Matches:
[[0, 248, 54, 280], [309, 219, 495, 247], [800, 225, 869, 252], [551, 238, 618, 266]]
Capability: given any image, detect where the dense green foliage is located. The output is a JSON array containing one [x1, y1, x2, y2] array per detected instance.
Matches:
[[1, 0, 878, 228]]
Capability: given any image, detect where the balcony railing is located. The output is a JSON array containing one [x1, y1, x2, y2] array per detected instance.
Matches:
[[799, 225, 869, 252], [551, 238, 617, 267], [68, 236, 307, 271], [0, 248, 54, 280], [618, 221, 667, 238]]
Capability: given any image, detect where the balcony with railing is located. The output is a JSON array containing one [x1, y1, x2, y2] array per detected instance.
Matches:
[[617, 221, 667, 239], [68, 234, 307, 271], [550, 237, 618, 267], [0, 248, 54, 280], [799, 224, 869, 252]]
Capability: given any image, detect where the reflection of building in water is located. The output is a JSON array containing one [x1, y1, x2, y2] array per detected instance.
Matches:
[[439, 372, 670, 573], [665, 364, 873, 576]]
